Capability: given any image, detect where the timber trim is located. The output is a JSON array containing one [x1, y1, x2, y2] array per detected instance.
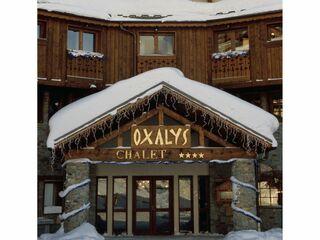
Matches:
[[66, 147, 256, 161]]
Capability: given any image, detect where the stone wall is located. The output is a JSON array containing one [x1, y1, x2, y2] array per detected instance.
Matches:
[[64, 163, 90, 232], [231, 160, 258, 231], [259, 207, 282, 230], [209, 163, 233, 234]]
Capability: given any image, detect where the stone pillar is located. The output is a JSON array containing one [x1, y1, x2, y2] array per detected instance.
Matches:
[[64, 162, 90, 232], [231, 159, 258, 231]]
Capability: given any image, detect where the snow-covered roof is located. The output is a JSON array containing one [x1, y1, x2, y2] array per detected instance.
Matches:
[[47, 67, 279, 149], [38, 0, 282, 23]]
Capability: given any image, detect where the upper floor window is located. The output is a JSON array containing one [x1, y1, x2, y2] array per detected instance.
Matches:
[[267, 24, 282, 42], [38, 21, 46, 39], [139, 33, 174, 56], [217, 29, 249, 52], [68, 28, 95, 52]]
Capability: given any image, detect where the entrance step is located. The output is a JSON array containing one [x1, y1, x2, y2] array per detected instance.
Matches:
[[104, 234, 224, 240]]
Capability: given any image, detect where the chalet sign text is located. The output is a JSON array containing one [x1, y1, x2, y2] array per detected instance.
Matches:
[[131, 125, 191, 148]]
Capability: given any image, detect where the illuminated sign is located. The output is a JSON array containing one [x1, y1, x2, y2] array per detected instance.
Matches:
[[131, 125, 191, 148]]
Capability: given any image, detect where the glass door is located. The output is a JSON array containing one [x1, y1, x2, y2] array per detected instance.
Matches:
[[133, 176, 173, 235]]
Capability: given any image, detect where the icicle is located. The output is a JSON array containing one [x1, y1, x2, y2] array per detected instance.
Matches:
[[171, 95, 177, 110], [154, 93, 159, 107], [201, 112, 207, 127]]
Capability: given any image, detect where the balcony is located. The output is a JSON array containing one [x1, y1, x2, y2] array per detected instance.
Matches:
[[66, 49, 105, 88], [211, 50, 250, 86], [137, 56, 177, 74]]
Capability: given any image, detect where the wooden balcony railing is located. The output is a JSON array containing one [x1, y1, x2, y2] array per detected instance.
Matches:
[[137, 56, 177, 74], [212, 53, 250, 85], [66, 50, 104, 85]]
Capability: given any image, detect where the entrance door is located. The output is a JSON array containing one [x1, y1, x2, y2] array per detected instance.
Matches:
[[133, 176, 173, 235]]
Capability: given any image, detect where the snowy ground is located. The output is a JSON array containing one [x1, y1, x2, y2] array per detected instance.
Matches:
[[39, 223, 282, 240]]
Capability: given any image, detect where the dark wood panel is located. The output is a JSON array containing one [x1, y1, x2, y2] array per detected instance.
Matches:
[[38, 40, 47, 78], [66, 147, 255, 161]]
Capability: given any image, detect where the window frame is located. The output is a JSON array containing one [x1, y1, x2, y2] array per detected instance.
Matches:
[[67, 26, 98, 52], [215, 28, 249, 53], [138, 32, 176, 56], [258, 181, 282, 207], [112, 176, 128, 235], [96, 177, 108, 234], [42, 179, 63, 215], [198, 176, 210, 233], [178, 176, 194, 233], [267, 23, 283, 42], [38, 21, 47, 39], [268, 93, 283, 121]]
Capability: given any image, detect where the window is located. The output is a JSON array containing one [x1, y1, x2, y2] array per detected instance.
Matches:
[[113, 177, 127, 235], [270, 96, 282, 120], [179, 176, 193, 233], [96, 178, 107, 234], [258, 181, 282, 206], [139, 33, 174, 56], [43, 181, 63, 214], [68, 28, 95, 52], [38, 21, 46, 39], [198, 176, 210, 233], [217, 29, 249, 52], [267, 24, 282, 42]]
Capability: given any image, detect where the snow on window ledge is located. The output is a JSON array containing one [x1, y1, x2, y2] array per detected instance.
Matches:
[[67, 49, 105, 60], [211, 50, 249, 60]]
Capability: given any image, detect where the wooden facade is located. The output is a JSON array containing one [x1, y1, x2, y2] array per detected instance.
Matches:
[[38, 10, 282, 90], [37, 6, 283, 236]]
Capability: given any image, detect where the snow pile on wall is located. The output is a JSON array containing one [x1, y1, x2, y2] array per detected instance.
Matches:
[[224, 228, 282, 240], [67, 49, 105, 59], [212, 50, 249, 60], [38, 0, 282, 22], [47, 67, 279, 148], [39, 222, 104, 240]]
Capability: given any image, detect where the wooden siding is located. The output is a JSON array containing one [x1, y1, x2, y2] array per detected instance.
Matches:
[[266, 43, 282, 79], [38, 39, 47, 78], [38, 14, 282, 90]]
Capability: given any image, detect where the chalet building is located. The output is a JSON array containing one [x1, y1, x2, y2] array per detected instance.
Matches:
[[37, 0, 283, 237]]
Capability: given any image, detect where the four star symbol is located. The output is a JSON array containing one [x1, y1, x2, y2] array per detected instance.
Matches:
[[178, 152, 204, 159]]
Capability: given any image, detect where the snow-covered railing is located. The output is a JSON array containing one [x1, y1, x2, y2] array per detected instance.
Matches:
[[211, 50, 249, 60], [67, 49, 105, 60]]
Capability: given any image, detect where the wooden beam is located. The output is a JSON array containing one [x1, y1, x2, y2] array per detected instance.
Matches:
[[158, 106, 164, 125], [162, 107, 235, 147], [66, 147, 255, 161], [90, 107, 159, 148]]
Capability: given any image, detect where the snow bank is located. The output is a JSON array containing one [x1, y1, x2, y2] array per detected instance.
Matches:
[[224, 228, 282, 240], [47, 67, 279, 148], [39, 222, 104, 240], [38, 0, 282, 22]]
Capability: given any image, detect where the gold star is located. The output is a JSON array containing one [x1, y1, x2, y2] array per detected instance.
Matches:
[[199, 152, 204, 158], [192, 153, 198, 158], [185, 152, 191, 158], [179, 152, 184, 158]]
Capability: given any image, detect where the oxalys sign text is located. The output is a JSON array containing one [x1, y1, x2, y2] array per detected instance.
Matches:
[[131, 125, 191, 148]]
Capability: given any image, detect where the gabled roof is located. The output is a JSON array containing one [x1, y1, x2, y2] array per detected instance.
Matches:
[[38, 0, 282, 22], [47, 68, 279, 150]]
